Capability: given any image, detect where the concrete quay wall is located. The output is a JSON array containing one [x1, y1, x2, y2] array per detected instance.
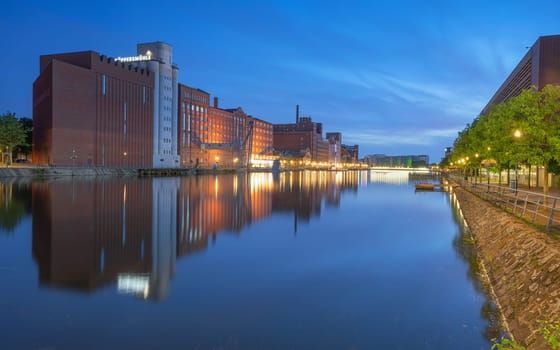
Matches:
[[455, 186, 560, 349]]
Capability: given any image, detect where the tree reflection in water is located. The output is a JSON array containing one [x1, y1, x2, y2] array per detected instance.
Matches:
[[449, 192, 503, 342], [0, 181, 31, 234]]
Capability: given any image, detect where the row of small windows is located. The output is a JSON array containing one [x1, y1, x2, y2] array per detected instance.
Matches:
[[182, 92, 208, 104]]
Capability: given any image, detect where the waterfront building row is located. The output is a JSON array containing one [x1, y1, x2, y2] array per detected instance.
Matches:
[[32, 42, 358, 168], [363, 154, 430, 168]]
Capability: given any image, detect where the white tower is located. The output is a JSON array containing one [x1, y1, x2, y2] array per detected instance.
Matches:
[[137, 42, 180, 168]]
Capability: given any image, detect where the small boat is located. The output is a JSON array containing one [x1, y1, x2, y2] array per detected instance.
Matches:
[[415, 182, 436, 190]]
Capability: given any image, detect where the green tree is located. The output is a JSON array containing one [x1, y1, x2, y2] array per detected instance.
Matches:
[[0, 112, 26, 164], [450, 85, 560, 193], [13, 117, 32, 159]]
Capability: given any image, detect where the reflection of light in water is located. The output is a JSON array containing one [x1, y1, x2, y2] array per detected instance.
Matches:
[[369, 170, 410, 185], [250, 172, 273, 193], [214, 177, 219, 198], [117, 273, 150, 299], [122, 184, 127, 246], [233, 176, 238, 196], [335, 171, 343, 184], [276, 170, 365, 192]]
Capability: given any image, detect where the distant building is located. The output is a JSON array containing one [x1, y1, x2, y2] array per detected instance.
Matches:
[[326, 132, 342, 165], [178, 84, 211, 167], [341, 144, 359, 163], [273, 105, 329, 162], [249, 116, 274, 167], [363, 154, 429, 167], [444, 147, 453, 158], [482, 34, 560, 114]]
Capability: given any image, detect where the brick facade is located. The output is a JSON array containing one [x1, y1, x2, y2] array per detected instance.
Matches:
[[33, 51, 154, 167]]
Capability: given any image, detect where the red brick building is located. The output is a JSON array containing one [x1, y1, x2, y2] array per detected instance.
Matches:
[[248, 116, 274, 167], [177, 84, 273, 168], [33, 51, 154, 167], [273, 111, 330, 163], [178, 84, 210, 167]]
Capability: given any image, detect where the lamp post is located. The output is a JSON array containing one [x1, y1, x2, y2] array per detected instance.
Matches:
[[513, 129, 522, 192], [474, 153, 479, 184]]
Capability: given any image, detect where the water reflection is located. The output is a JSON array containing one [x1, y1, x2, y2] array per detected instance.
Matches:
[[448, 189, 502, 342], [31, 171, 366, 300], [0, 180, 31, 234]]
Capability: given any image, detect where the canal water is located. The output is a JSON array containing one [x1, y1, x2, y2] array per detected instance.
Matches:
[[0, 171, 499, 349]]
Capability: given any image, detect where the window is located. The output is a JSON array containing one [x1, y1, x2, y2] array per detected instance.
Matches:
[[102, 75, 106, 96], [143, 85, 146, 104]]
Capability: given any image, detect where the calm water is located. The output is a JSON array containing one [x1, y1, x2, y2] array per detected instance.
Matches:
[[0, 171, 499, 349]]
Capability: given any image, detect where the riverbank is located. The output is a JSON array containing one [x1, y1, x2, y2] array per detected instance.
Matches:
[[454, 185, 560, 349], [0, 166, 375, 178], [0, 166, 246, 178]]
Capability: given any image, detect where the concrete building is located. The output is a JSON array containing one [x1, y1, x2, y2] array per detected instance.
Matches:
[[136, 42, 180, 168], [482, 35, 560, 114]]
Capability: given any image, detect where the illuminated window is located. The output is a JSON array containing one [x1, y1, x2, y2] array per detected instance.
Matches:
[[102, 75, 106, 95]]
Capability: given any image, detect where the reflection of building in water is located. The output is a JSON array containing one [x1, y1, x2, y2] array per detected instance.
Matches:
[[32, 178, 179, 300], [32, 179, 153, 293], [150, 178, 178, 300], [273, 171, 361, 233], [176, 174, 273, 257], [30, 171, 365, 300]]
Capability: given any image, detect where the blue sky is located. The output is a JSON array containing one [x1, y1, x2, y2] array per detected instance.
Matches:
[[1, 0, 559, 162]]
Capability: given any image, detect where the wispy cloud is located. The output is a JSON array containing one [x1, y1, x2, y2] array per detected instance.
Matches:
[[344, 127, 460, 147]]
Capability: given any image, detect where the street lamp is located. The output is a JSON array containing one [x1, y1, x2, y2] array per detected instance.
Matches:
[[513, 129, 522, 192], [475, 153, 479, 184]]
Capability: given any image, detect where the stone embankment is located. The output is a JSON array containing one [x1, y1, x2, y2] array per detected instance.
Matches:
[[0, 166, 252, 178], [0, 167, 138, 178], [454, 186, 560, 349]]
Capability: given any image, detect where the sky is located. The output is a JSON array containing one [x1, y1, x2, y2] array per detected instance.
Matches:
[[1, 0, 559, 162]]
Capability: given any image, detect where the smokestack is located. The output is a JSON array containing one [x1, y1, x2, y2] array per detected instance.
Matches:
[[214, 97, 218, 108], [296, 104, 300, 123]]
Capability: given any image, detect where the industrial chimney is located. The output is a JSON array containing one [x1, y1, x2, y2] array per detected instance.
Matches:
[[214, 97, 218, 108], [296, 104, 300, 123]]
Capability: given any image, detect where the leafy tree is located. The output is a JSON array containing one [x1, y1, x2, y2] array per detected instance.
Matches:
[[449, 85, 560, 194], [0, 112, 26, 164], [13, 117, 32, 159]]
